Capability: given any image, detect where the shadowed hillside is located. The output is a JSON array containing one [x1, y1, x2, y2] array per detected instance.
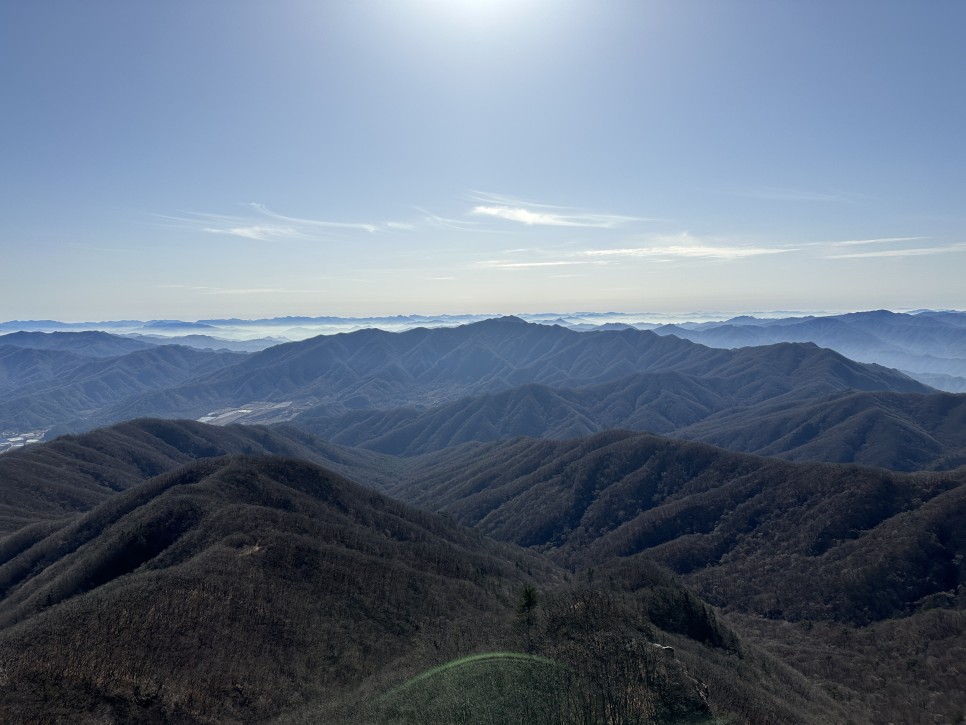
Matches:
[[1, 418, 963, 721], [293, 376, 965, 471], [675, 389, 966, 470], [0, 418, 393, 534], [0, 453, 846, 724], [385, 431, 966, 722], [0, 455, 553, 722], [391, 430, 966, 625]]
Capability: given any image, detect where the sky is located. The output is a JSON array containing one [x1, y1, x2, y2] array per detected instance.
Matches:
[[1, 0, 964, 321]]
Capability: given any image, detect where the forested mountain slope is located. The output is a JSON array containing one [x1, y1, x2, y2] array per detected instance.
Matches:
[[0, 418, 390, 534], [293, 375, 965, 471], [0, 455, 553, 722], [1, 419, 961, 721], [102, 317, 929, 424], [0, 451, 846, 724], [0, 344, 242, 430], [0, 319, 934, 447], [390, 431, 966, 625], [675, 389, 966, 470], [388, 430, 966, 721]]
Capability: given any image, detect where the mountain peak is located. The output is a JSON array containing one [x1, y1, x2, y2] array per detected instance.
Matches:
[[470, 315, 530, 327]]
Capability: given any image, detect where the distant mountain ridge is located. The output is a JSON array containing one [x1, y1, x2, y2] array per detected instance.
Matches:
[[0, 330, 156, 357], [104, 317, 929, 425], [4, 308, 964, 389], [0, 318, 943, 472], [648, 309, 966, 390], [0, 343, 242, 431]]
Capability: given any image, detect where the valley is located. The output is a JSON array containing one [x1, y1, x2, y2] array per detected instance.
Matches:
[[197, 400, 296, 425], [0, 430, 46, 455]]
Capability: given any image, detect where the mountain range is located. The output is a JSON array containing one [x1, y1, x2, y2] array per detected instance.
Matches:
[[6, 308, 964, 388], [0, 316, 935, 434], [4, 316, 965, 472], [645, 309, 966, 391], [0, 341, 241, 432], [293, 372, 966, 471], [1, 311, 965, 723], [381, 429, 965, 624]]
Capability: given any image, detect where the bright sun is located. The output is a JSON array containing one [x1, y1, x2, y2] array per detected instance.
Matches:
[[415, 0, 549, 28]]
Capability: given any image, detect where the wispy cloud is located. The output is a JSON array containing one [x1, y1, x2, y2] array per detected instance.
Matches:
[[158, 203, 408, 242], [248, 203, 382, 233], [203, 224, 304, 242], [414, 207, 485, 232], [472, 205, 632, 228], [824, 236, 928, 247], [827, 243, 966, 259], [579, 234, 795, 261], [161, 194, 654, 242], [468, 191, 645, 229], [580, 246, 789, 260], [476, 232, 794, 270]]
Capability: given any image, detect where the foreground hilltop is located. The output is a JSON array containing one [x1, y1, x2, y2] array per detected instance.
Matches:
[[0, 454, 551, 721], [387, 429, 966, 722], [0, 442, 843, 723], [0, 419, 963, 722]]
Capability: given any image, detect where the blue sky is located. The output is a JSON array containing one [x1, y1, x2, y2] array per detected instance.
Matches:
[[2, 1, 964, 320]]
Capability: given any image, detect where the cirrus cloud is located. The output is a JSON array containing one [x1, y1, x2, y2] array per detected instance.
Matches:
[[158, 203, 410, 242], [579, 233, 795, 261], [827, 243, 966, 259], [579, 245, 789, 260], [468, 191, 647, 229], [472, 204, 640, 228]]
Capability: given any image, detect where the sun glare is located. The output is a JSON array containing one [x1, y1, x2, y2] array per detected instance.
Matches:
[[414, 0, 549, 28]]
